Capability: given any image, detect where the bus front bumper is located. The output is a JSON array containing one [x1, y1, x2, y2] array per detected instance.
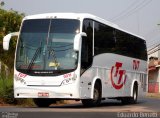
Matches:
[[14, 86, 80, 99]]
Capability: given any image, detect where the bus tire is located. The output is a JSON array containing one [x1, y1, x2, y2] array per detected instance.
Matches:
[[81, 82, 101, 107], [121, 84, 138, 104], [33, 98, 55, 107], [130, 84, 138, 104]]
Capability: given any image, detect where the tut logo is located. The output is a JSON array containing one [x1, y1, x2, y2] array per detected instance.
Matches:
[[110, 62, 127, 90], [133, 60, 140, 70]]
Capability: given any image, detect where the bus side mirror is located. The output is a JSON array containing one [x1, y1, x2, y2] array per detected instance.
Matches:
[[74, 32, 87, 51], [3, 32, 19, 50]]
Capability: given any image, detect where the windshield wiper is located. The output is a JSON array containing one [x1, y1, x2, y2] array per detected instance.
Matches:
[[27, 47, 41, 73]]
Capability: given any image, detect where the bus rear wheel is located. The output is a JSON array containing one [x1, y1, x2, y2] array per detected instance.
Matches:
[[81, 82, 101, 107], [130, 84, 138, 104], [33, 98, 56, 107], [121, 84, 138, 104]]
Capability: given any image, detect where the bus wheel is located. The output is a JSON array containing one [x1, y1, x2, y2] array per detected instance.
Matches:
[[33, 98, 55, 107], [81, 82, 101, 107], [130, 84, 138, 104], [121, 84, 138, 104]]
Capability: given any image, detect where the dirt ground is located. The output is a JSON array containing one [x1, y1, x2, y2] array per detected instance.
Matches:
[[146, 93, 160, 99]]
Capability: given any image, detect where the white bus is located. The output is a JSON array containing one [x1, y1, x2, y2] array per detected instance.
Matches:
[[3, 13, 147, 107]]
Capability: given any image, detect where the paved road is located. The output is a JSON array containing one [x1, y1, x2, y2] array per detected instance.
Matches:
[[0, 97, 160, 118]]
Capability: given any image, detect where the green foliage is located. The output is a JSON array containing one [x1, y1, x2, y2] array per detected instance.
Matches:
[[0, 8, 24, 70], [0, 1, 5, 7], [0, 74, 15, 104], [0, 7, 34, 106], [0, 75, 35, 106]]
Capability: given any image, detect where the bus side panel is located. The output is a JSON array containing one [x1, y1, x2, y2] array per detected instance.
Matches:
[[92, 53, 147, 98], [80, 68, 94, 99]]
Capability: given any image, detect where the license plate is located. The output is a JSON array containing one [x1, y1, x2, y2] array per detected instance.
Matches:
[[38, 92, 49, 97]]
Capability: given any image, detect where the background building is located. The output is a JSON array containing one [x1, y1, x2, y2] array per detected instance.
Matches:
[[148, 44, 160, 93]]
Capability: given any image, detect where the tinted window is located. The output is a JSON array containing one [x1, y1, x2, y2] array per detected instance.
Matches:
[[115, 30, 131, 56], [94, 21, 115, 55], [21, 19, 50, 33], [115, 30, 147, 60], [81, 19, 93, 72], [16, 19, 80, 76], [93, 21, 147, 60], [50, 19, 80, 33]]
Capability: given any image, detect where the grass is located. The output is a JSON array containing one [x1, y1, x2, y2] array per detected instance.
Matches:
[[0, 73, 69, 107], [0, 74, 14, 104], [0, 74, 35, 106]]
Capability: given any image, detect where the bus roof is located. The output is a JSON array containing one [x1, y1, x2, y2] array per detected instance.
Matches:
[[24, 13, 145, 40]]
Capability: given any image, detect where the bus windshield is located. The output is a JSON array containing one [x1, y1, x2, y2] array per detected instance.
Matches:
[[16, 19, 80, 76]]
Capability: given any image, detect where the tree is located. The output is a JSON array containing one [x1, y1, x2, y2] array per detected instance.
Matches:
[[0, 8, 24, 71], [0, 1, 5, 7]]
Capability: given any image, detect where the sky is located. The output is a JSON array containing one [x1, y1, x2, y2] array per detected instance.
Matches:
[[2, 0, 160, 49]]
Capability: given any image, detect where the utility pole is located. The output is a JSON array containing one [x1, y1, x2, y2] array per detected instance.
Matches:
[[157, 24, 160, 59]]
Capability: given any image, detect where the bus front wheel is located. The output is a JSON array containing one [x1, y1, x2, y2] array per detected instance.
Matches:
[[81, 82, 101, 107]]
